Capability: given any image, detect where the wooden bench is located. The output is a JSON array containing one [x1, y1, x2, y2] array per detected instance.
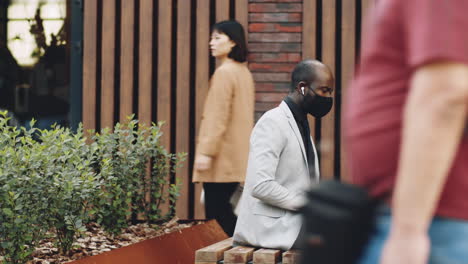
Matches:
[[195, 238, 301, 264]]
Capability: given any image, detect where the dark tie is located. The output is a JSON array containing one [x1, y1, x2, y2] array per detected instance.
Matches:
[[302, 119, 317, 181]]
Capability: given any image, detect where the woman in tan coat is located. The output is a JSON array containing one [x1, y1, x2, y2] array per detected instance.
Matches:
[[193, 20, 254, 236]]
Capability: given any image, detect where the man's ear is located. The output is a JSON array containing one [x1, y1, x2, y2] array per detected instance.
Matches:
[[298, 81, 306, 95]]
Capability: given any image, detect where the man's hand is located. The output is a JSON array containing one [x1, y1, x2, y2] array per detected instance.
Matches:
[[382, 62, 468, 264], [194, 154, 213, 171], [380, 229, 430, 264]]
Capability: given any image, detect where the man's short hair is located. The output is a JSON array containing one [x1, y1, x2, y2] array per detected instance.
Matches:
[[290, 60, 318, 92]]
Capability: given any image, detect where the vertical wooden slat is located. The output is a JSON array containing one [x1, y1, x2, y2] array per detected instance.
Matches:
[[302, 0, 316, 60], [320, 0, 336, 179], [175, 0, 191, 219], [340, 0, 356, 182], [194, 0, 210, 220], [216, 0, 230, 22], [362, 0, 375, 23], [361, 0, 375, 39], [157, 0, 172, 217], [235, 0, 248, 36], [215, 0, 230, 68], [101, 0, 115, 129], [120, 0, 135, 122], [158, 0, 172, 150], [139, 0, 153, 125], [83, 0, 97, 133], [302, 0, 317, 140], [139, 0, 154, 218]]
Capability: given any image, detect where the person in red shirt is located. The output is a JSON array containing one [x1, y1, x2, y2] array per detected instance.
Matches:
[[344, 0, 468, 263]]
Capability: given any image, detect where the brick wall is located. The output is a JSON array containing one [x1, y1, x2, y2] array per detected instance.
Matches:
[[248, 1, 304, 119]]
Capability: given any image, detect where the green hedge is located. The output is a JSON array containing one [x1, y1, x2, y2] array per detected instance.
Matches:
[[0, 112, 186, 264]]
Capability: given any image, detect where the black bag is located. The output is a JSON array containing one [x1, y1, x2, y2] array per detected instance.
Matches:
[[299, 180, 386, 264]]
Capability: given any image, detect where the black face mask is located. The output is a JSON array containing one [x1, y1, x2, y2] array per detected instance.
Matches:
[[303, 90, 333, 118]]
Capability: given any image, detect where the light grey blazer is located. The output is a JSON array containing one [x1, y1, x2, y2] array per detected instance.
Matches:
[[233, 101, 319, 250]]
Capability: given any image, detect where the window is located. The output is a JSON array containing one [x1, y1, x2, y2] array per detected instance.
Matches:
[[7, 0, 66, 66]]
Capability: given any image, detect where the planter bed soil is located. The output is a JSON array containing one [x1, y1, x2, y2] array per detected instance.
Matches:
[[23, 218, 199, 264]]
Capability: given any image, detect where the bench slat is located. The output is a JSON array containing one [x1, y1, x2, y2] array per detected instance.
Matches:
[[195, 238, 234, 262], [253, 248, 281, 264], [224, 246, 255, 264]]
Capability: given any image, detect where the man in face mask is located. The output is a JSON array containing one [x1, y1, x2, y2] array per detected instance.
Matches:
[[233, 60, 334, 250]]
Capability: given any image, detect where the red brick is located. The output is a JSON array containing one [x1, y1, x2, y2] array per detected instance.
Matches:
[[255, 102, 279, 112], [249, 33, 301, 42], [249, 23, 302, 33], [249, 62, 296, 73], [256, 92, 288, 102], [248, 43, 301, 52], [255, 82, 291, 92], [249, 13, 301, 23], [248, 53, 301, 63], [255, 111, 264, 122], [249, 3, 302, 13], [253, 72, 290, 82]]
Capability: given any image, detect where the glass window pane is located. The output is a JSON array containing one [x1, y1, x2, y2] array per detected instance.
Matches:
[[7, 0, 66, 66], [41, 2, 66, 19], [8, 0, 39, 20], [43, 20, 64, 45], [7, 20, 38, 66]]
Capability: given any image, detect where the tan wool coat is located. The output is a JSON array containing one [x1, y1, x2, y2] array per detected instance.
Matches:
[[193, 60, 255, 183]]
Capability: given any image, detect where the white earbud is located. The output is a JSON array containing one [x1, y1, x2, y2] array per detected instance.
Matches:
[[301, 87, 305, 95]]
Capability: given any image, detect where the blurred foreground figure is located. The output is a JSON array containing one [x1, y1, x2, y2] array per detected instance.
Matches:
[[344, 0, 468, 263]]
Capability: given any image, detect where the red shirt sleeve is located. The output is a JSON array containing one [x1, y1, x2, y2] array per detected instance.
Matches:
[[404, 0, 468, 68]]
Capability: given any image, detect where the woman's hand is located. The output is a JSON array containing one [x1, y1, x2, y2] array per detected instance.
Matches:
[[194, 154, 213, 171]]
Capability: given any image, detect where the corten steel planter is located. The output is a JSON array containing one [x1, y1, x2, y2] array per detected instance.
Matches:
[[68, 220, 228, 264]]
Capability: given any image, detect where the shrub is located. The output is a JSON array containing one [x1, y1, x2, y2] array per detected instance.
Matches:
[[0, 113, 186, 263], [0, 117, 45, 264], [0, 114, 101, 262], [91, 117, 186, 235], [38, 125, 100, 254]]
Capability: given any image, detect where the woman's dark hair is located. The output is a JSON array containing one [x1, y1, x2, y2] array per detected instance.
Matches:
[[212, 20, 248, 62]]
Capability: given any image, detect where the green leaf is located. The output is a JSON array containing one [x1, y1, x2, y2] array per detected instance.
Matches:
[[2, 208, 13, 216]]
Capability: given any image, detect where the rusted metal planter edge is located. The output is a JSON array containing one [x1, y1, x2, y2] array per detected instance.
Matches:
[[69, 220, 228, 264]]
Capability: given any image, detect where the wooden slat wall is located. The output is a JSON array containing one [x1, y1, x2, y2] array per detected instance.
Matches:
[[157, 1, 172, 151], [156, 0, 172, 217], [236, 0, 249, 33], [319, 0, 336, 180], [83, 0, 248, 219], [175, 0, 191, 219], [83, 0, 97, 134], [302, 0, 317, 139], [362, 0, 375, 26], [340, 0, 356, 182], [138, 0, 153, 126], [82, 0, 375, 218], [194, 0, 210, 220], [101, 0, 115, 129], [119, 0, 134, 122], [216, 0, 230, 22]]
